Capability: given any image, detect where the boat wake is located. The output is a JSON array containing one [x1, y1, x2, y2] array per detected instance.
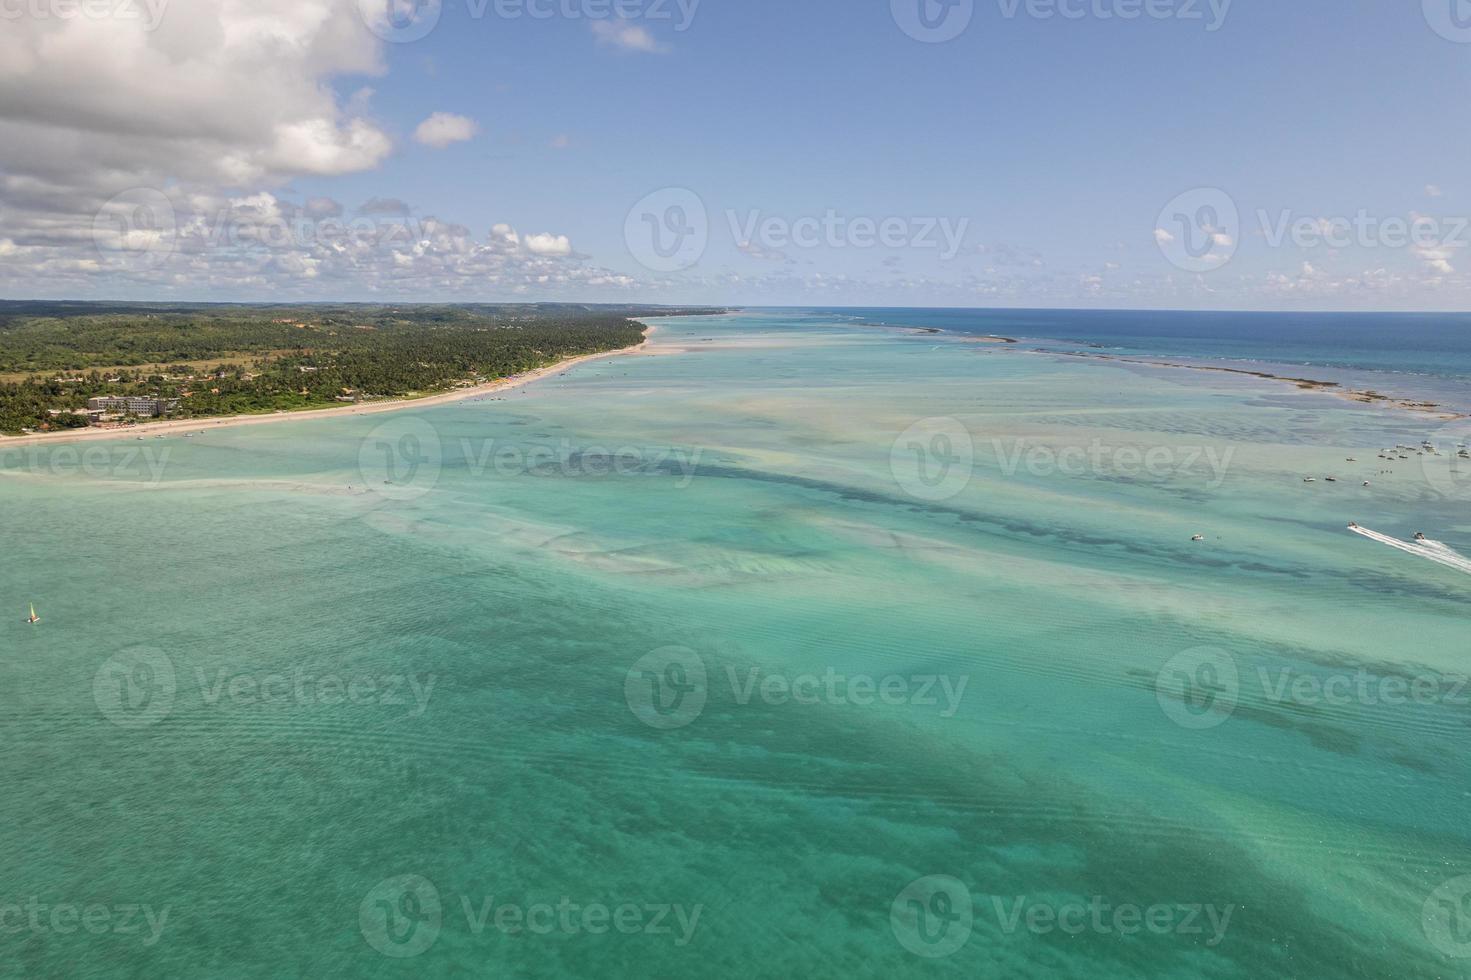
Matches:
[[1348, 525, 1471, 575]]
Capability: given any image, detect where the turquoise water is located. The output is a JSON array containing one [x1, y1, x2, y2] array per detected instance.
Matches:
[[3, 311, 1471, 977]]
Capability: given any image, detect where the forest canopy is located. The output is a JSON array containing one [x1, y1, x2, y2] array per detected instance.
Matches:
[[0, 302, 723, 433]]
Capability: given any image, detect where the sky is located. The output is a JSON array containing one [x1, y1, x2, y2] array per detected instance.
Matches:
[[3, 0, 1471, 310]]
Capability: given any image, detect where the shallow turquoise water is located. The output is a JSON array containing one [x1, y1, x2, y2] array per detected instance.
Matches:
[[3, 311, 1471, 977]]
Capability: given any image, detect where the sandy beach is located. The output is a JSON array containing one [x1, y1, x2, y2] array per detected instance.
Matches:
[[1, 323, 659, 449]]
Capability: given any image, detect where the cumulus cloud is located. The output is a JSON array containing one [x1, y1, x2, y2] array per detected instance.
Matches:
[[1417, 247, 1455, 275], [0, 186, 629, 299], [0, 0, 414, 292], [522, 232, 573, 257], [590, 20, 665, 53], [0, 0, 391, 188], [414, 112, 478, 149]]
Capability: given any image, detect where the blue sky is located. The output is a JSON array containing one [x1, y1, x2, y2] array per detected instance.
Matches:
[[5, 0, 1471, 308]]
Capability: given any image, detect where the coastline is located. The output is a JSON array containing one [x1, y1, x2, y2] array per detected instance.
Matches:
[[1, 322, 659, 449]]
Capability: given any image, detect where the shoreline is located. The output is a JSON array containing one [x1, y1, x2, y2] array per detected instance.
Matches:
[[1, 323, 659, 449]]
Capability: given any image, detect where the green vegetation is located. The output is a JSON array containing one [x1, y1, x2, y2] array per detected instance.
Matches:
[[0, 302, 722, 433]]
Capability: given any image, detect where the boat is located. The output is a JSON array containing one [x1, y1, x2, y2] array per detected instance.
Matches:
[[1303, 477, 1317, 483], [1415, 532, 1428, 542], [25, 604, 39, 625], [1191, 535, 1204, 542]]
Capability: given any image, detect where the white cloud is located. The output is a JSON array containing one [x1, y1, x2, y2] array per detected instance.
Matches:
[[590, 20, 665, 53], [414, 112, 478, 149], [1427, 184, 1444, 198], [522, 232, 573, 256], [0, 191, 626, 299], [0, 0, 402, 291], [0, 0, 391, 188], [1153, 228, 1176, 244], [1417, 247, 1455, 275]]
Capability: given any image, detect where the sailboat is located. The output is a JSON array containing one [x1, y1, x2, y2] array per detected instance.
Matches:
[[25, 604, 39, 625]]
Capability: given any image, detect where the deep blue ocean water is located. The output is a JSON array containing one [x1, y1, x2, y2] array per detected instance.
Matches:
[[817, 307, 1471, 412]]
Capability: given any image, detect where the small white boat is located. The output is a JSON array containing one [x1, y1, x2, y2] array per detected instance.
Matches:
[[1191, 535, 1204, 542]]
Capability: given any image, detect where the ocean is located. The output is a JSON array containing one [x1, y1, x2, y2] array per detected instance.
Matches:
[[824, 306, 1471, 415], [2, 309, 1469, 977]]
